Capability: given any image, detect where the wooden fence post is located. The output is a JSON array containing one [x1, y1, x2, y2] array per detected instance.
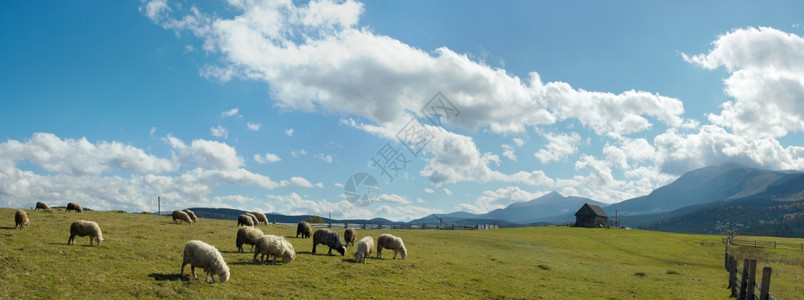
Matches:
[[729, 256, 737, 297], [759, 266, 772, 300], [746, 259, 757, 300], [739, 259, 749, 300]]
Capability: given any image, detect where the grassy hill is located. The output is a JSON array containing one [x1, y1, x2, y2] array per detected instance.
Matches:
[[2, 208, 802, 299]]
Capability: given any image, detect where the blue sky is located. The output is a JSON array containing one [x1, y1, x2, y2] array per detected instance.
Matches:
[[2, 1, 804, 221]]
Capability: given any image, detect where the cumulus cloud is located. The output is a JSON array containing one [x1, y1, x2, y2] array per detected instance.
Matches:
[[534, 132, 581, 164], [0, 133, 316, 212], [684, 27, 804, 139], [501, 144, 516, 161], [188, 139, 243, 170], [254, 152, 281, 163], [145, 0, 690, 137], [456, 186, 544, 214], [210, 125, 228, 139], [420, 126, 554, 186], [285, 128, 294, 136], [0, 132, 175, 176], [247, 122, 260, 131]]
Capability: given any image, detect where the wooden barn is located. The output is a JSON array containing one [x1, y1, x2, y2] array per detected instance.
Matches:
[[574, 203, 608, 228]]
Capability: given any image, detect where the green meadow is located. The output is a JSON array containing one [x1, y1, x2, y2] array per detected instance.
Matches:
[[1, 208, 802, 299]]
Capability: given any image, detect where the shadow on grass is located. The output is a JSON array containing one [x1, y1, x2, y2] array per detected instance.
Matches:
[[0, 226, 17, 230], [148, 273, 186, 281], [228, 261, 259, 266]]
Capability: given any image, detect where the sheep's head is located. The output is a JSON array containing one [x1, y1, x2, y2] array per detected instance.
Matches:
[[94, 236, 104, 246], [219, 267, 230, 283], [282, 251, 296, 263], [400, 246, 407, 259], [337, 246, 346, 256]]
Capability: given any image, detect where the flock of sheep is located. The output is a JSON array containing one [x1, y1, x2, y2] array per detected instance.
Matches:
[[11, 203, 408, 284], [181, 216, 409, 284], [15, 202, 104, 246]]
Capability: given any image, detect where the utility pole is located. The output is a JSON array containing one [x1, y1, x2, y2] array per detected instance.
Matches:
[[158, 196, 161, 216]]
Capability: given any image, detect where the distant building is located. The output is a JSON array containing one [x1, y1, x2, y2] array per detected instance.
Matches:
[[574, 203, 608, 228]]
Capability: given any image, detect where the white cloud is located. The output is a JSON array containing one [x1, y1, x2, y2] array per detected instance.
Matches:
[[513, 137, 525, 147], [378, 193, 411, 205], [501, 144, 516, 161], [456, 186, 544, 214], [315, 153, 334, 163], [420, 126, 554, 186], [140, 0, 170, 22], [147, 0, 690, 137], [221, 108, 239, 118], [534, 132, 581, 164], [291, 149, 307, 157], [442, 188, 452, 195], [268, 192, 372, 219], [188, 139, 243, 170], [285, 128, 294, 136], [210, 125, 228, 139], [423, 188, 435, 194], [254, 152, 281, 164], [0, 132, 175, 176], [684, 27, 804, 139], [247, 122, 260, 131]]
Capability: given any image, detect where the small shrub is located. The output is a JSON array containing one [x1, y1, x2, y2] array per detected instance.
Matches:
[[666, 270, 680, 275], [537, 264, 551, 270], [634, 272, 646, 277], [305, 216, 324, 223]]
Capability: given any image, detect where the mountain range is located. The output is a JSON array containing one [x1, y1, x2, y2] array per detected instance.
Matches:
[[175, 163, 804, 238], [415, 163, 804, 237]]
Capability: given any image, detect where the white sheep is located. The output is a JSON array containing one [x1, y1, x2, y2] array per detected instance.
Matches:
[[68, 220, 103, 246], [172, 210, 193, 224], [250, 211, 269, 225], [183, 209, 198, 223], [35, 202, 50, 211], [377, 233, 406, 259], [354, 236, 374, 263], [253, 235, 296, 264], [236, 226, 264, 253], [237, 214, 254, 227], [15, 210, 30, 229], [66, 202, 83, 213], [181, 240, 230, 283]]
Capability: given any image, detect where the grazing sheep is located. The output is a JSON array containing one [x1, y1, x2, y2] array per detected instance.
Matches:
[[183, 209, 198, 223], [377, 233, 407, 259], [15, 210, 30, 229], [181, 240, 230, 283], [244, 213, 259, 225], [236, 226, 264, 253], [172, 210, 193, 224], [354, 236, 374, 263], [253, 235, 296, 264], [35, 202, 50, 211], [237, 214, 254, 227], [66, 202, 83, 213], [344, 228, 356, 247], [251, 211, 268, 225], [296, 221, 312, 238], [312, 229, 346, 256], [68, 220, 103, 246]]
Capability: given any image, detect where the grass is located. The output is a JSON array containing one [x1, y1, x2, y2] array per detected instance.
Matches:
[[1, 207, 802, 299]]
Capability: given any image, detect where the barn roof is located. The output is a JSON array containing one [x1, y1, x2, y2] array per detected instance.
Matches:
[[574, 203, 607, 217]]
